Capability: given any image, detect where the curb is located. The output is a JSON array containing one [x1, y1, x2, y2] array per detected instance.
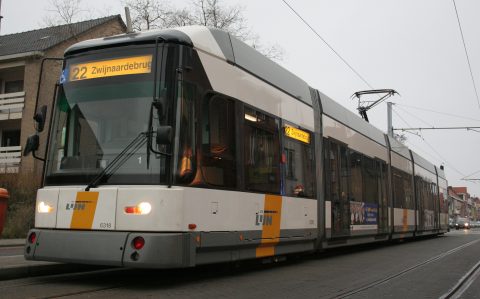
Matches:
[[0, 239, 25, 248], [0, 263, 110, 281]]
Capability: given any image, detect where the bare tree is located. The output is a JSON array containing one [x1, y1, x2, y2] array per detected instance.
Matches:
[[167, 8, 195, 27], [124, 0, 284, 60], [251, 37, 286, 62], [43, 0, 86, 27], [190, 0, 251, 41]]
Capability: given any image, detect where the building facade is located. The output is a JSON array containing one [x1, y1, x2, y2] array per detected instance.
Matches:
[[449, 186, 478, 222], [0, 16, 126, 178]]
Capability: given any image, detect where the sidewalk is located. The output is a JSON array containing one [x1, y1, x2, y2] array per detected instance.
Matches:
[[0, 238, 102, 280], [0, 238, 24, 247]]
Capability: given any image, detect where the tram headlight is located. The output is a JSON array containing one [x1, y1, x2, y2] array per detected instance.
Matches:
[[137, 202, 152, 214], [38, 201, 53, 213], [124, 202, 152, 215]]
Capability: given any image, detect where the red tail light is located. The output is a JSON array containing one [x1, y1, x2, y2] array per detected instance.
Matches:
[[28, 232, 37, 244], [132, 236, 145, 250], [124, 206, 137, 214]]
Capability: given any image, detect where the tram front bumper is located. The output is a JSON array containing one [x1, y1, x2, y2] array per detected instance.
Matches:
[[24, 229, 196, 268]]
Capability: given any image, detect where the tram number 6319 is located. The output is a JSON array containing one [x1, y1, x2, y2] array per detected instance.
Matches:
[[99, 222, 112, 229], [71, 66, 87, 80]]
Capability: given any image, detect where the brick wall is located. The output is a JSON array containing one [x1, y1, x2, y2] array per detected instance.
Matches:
[[20, 19, 127, 179]]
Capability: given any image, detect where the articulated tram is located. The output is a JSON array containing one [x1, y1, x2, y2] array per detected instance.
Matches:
[[24, 26, 449, 268]]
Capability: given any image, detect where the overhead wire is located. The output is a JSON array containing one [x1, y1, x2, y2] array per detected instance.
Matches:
[[281, 0, 374, 90], [463, 169, 480, 179], [394, 105, 435, 128], [281, 0, 476, 185], [392, 107, 472, 182], [452, 0, 480, 109], [392, 109, 474, 182], [392, 107, 415, 129], [395, 103, 480, 123]]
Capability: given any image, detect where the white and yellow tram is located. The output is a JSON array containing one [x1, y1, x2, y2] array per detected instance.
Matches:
[[24, 26, 449, 268]]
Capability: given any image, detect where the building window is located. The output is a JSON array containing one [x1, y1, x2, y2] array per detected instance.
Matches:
[[4, 80, 23, 93], [1, 130, 21, 147]]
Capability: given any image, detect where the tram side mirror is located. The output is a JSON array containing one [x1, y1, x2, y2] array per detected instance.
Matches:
[[156, 126, 173, 145], [33, 105, 48, 132], [23, 134, 40, 156], [153, 96, 167, 121]]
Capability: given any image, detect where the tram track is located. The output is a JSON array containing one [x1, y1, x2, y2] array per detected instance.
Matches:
[[0, 267, 126, 292], [1, 234, 479, 298], [39, 285, 121, 299], [439, 259, 480, 299], [331, 238, 480, 298]]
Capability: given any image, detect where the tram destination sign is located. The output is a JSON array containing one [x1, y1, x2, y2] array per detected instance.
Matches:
[[68, 55, 153, 82], [284, 126, 310, 144]]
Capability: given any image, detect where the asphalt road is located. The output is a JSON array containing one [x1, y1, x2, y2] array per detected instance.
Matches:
[[1, 229, 480, 298]]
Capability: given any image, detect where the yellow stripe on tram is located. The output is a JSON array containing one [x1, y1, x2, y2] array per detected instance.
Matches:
[[402, 209, 408, 232], [70, 192, 99, 229], [256, 194, 282, 258]]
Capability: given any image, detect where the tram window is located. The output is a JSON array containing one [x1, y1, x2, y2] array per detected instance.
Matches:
[[285, 148, 295, 179], [404, 173, 413, 209], [283, 125, 314, 198], [175, 82, 197, 184], [327, 141, 340, 201], [421, 179, 428, 211], [393, 168, 414, 209], [339, 145, 349, 202], [429, 182, 437, 211], [200, 94, 236, 188], [363, 156, 379, 204], [244, 107, 280, 194], [350, 151, 363, 202], [392, 168, 405, 209]]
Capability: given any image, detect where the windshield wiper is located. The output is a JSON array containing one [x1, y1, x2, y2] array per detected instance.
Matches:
[[85, 132, 148, 191]]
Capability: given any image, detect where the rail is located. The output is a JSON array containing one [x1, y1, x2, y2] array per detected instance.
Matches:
[[0, 146, 21, 173], [0, 92, 25, 120]]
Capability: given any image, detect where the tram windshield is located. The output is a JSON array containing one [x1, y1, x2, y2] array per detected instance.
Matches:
[[45, 46, 171, 185]]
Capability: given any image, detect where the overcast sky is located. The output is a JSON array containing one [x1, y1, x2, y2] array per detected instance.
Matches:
[[2, 0, 479, 196]]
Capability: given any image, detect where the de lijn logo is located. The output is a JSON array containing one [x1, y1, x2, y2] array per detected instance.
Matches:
[[255, 210, 278, 226], [66, 201, 89, 211]]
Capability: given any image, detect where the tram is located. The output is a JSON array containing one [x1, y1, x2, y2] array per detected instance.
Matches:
[[24, 26, 449, 268]]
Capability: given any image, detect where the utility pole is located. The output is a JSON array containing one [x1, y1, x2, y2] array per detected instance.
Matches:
[[0, 0, 3, 34], [387, 102, 393, 137], [125, 7, 134, 34]]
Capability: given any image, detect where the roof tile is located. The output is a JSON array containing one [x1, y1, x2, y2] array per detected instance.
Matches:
[[0, 15, 123, 57]]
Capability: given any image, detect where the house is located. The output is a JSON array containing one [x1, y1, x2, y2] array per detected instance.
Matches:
[[0, 15, 126, 177]]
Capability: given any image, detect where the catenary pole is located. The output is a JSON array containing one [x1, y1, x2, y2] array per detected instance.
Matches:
[[387, 102, 393, 137]]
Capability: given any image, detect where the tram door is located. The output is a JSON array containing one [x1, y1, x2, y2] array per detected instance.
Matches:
[[378, 162, 389, 233], [416, 177, 425, 231], [327, 141, 350, 237]]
